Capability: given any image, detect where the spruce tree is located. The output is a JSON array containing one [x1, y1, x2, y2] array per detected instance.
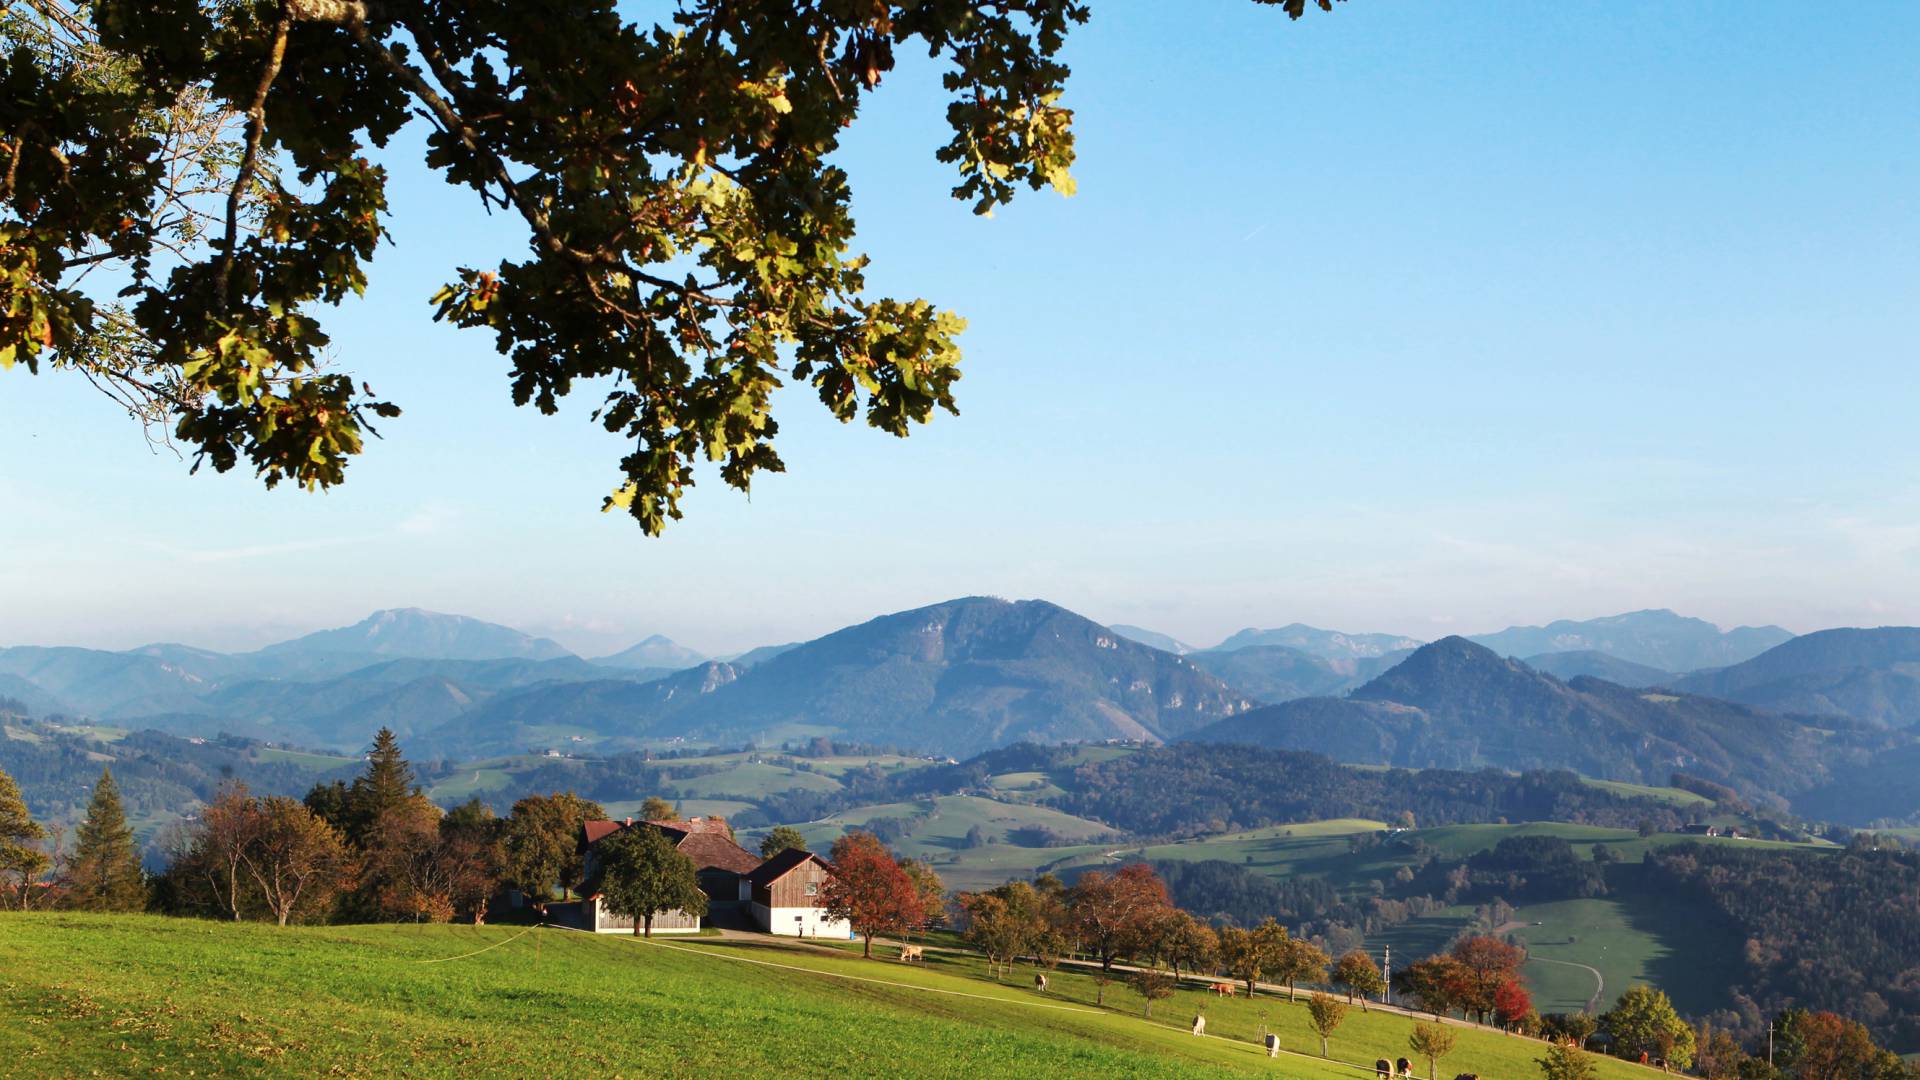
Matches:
[[346, 728, 416, 843], [68, 768, 146, 911], [0, 765, 50, 909]]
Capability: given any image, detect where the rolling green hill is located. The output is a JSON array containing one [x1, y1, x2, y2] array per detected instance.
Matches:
[[0, 914, 1672, 1080]]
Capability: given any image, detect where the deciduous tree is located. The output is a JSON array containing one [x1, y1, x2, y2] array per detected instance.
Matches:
[[0, 0, 1344, 533], [640, 796, 677, 822], [1216, 917, 1291, 997], [1334, 949, 1386, 1010], [1696, 1024, 1750, 1080], [821, 831, 923, 959], [501, 792, 607, 904], [1604, 986, 1695, 1071], [0, 763, 49, 908], [1066, 863, 1171, 973], [596, 823, 707, 937], [240, 796, 356, 926], [437, 798, 504, 924], [1495, 979, 1535, 1031], [899, 857, 946, 937], [1130, 968, 1176, 1018], [1159, 910, 1219, 980], [1451, 935, 1526, 1023], [1793, 1012, 1881, 1080], [1538, 1041, 1599, 1080], [1396, 955, 1469, 1017], [1307, 993, 1349, 1056], [181, 780, 260, 920], [759, 825, 807, 859], [65, 767, 146, 911], [1409, 1022, 1457, 1080], [1274, 935, 1331, 1003]]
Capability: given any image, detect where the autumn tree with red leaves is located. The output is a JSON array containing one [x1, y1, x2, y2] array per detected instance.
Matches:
[[1451, 935, 1527, 1023], [822, 831, 924, 959], [1494, 978, 1533, 1030]]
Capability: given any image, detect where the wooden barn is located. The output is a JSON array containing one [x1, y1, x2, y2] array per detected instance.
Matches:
[[746, 848, 850, 939]]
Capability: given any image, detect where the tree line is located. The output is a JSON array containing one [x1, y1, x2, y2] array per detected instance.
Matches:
[[1646, 841, 1920, 1052]]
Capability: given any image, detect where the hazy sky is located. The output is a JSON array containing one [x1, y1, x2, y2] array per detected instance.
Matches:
[[4, 2, 1918, 657]]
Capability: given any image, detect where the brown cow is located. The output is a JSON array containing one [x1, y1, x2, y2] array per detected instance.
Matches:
[[898, 945, 924, 963], [1034, 973, 1049, 993]]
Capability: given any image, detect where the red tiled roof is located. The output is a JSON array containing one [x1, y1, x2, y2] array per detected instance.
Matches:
[[581, 820, 624, 846], [676, 831, 763, 875], [579, 819, 763, 876]]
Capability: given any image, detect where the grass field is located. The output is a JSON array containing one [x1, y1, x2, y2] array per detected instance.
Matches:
[[1577, 779, 1710, 807], [250, 746, 358, 770], [763, 795, 1122, 889], [0, 913, 1669, 1080]]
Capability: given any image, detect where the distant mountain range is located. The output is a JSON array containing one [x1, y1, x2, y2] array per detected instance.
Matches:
[[593, 634, 708, 670], [261, 608, 575, 663], [1673, 627, 1920, 728], [1184, 645, 1408, 703], [1465, 609, 1792, 672], [1185, 636, 1901, 809], [1211, 624, 1425, 660], [15, 601, 1920, 821], [1522, 650, 1673, 689], [438, 599, 1254, 758], [1109, 625, 1194, 655]]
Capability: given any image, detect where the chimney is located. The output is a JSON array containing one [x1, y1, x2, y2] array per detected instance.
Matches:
[[624, 817, 632, 826]]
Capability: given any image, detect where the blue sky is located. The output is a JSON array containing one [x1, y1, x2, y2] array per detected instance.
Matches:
[[4, 1, 1918, 656]]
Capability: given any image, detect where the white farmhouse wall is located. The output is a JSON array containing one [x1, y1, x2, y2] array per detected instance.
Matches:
[[752, 902, 851, 939]]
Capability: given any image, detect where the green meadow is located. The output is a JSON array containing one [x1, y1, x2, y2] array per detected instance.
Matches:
[[0, 913, 1672, 1080]]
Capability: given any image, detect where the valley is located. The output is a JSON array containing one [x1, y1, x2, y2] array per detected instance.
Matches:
[[7, 600, 1920, 1059]]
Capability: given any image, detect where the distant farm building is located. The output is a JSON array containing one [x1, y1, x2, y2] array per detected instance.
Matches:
[[548, 816, 762, 934], [548, 817, 847, 938]]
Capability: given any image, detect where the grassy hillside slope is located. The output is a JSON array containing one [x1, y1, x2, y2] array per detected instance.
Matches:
[[0, 915, 1667, 1080]]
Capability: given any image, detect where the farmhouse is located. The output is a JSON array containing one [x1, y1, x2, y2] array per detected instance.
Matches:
[[747, 847, 851, 939], [546, 816, 849, 938], [548, 816, 761, 934]]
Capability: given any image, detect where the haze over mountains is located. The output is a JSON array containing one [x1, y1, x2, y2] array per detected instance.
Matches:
[[1185, 636, 1893, 807], [11, 600, 1920, 821]]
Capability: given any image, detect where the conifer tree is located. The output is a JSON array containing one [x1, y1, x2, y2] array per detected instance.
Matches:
[[346, 728, 417, 844], [68, 768, 146, 911], [0, 765, 50, 909]]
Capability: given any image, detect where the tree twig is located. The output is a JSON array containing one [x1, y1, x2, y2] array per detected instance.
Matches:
[[213, 3, 293, 307]]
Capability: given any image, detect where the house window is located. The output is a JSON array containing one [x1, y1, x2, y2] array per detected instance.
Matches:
[[805, 881, 818, 897]]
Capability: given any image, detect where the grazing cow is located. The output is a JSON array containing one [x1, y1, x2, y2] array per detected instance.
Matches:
[[1265, 1033, 1281, 1058], [898, 945, 923, 963], [1397, 1057, 1414, 1077], [1191, 1015, 1207, 1037], [1455, 1074, 1482, 1080], [1034, 973, 1049, 993], [1376, 1059, 1394, 1080], [1210, 982, 1237, 997]]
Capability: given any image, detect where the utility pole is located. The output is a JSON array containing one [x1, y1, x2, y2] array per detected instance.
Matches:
[[1383, 945, 1392, 1007]]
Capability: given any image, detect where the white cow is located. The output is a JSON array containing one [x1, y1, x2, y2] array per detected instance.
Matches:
[[1191, 1015, 1207, 1037]]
